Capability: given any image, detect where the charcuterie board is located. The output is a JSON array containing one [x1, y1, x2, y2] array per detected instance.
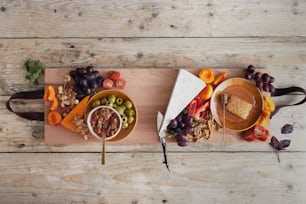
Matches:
[[44, 68, 266, 144]]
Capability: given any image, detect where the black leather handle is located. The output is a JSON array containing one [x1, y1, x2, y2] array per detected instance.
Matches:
[[6, 89, 45, 121], [5, 86, 306, 121], [271, 86, 306, 117]]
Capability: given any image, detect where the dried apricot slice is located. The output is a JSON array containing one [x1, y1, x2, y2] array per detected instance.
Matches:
[[44, 85, 56, 101], [212, 72, 228, 87], [198, 69, 215, 84], [199, 84, 213, 101], [48, 111, 62, 126]]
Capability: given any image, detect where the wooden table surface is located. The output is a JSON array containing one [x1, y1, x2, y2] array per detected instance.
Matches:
[[1, 1, 306, 203]]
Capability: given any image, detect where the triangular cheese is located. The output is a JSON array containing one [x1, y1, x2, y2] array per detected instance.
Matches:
[[158, 69, 206, 137]]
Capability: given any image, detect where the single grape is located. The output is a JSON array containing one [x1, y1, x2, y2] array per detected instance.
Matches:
[[86, 66, 93, 73], [178, 121, 185, 129], [85, 73, 96, 81], [245, 73, 253, 80], [76, 93, 85, 100], [182, 109, 188, 115], [254, 72, 262, 82], [169, 119, 178, 129], [269, 76, 275, 83], [96, 76, 103, 86], [183, 115, 193, 127], [176, 132, 186, 141], [69, 70, 77, 78], [263, 83, 270, 92], [256, 81, 263, 90], [174, 127, 181, 133], [79, 79, 88, 87], [74, 75, 82, 83], [88, 80, 98, 89], [83, 86, 91, 95], [177, 139, 188, 147], [93, 70, 100, 79], [261, 73, 270, 83], [176, 114, 183, 122], [184, 126, 194, 134], [73, 84, 83, 95], [79, 67, 87, 75], [247, 65, 256, 73], [269, 84, 275, 94]]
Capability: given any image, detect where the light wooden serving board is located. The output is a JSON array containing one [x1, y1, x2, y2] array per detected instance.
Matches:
[[45, 68, 264, 144]]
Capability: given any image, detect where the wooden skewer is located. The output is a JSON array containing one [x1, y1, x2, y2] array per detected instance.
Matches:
[[101, 137, 105, 165], [220, 94, 228, 144]]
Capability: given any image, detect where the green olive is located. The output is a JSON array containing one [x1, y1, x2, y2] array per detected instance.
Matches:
[[115, 106, 124, 115], [108, 94, 116, 104], [105, 100, 113, 107], [92, 100, 101, 108], [122, 122, 129, 129], [128, 116, 134, 124], [125, 109, 135, 116], [116, 97, 123, 105], [123, 100, 133, 109], [100, 97, 108, 105], [121, 116, 128, 123]]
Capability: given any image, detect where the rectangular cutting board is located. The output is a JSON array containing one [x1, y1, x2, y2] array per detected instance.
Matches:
[[44, 68, 263, 144]]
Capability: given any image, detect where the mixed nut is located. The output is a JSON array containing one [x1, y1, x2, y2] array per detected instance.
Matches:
[[89, 107, 121, 138]]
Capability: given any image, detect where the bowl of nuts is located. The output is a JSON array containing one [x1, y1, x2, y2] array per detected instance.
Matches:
[[86, 105, 122, 141], [84, 90, 138, 141]]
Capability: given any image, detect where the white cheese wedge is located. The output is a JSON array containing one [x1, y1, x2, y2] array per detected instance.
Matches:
[[158, 69, 206, 138]]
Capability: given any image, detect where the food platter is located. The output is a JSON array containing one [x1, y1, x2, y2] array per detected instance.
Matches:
[[210, 78, 264, 131], [44, 68, 268, 144]]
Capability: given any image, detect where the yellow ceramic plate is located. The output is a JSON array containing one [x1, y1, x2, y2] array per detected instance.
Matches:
[[210, 78, 263, 131], [84, 89, 138, 141]]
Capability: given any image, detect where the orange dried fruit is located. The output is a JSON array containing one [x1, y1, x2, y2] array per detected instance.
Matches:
[[198, 69, 215, 84], [199, 84, 213, 101], [263, 96, 275, 113], [49, 97, 59, 111], [48, 111, 62, 126], [44, 85, 56, 101], [212, 72, 228, 87], [257, 110, 270, 127]]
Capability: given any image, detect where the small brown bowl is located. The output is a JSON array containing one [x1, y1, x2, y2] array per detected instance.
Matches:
[[210, 78, 264, 132], [84, 90, 138, 141]]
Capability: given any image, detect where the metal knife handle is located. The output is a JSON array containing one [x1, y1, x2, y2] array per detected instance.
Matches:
[[160, 137, 170, 171]]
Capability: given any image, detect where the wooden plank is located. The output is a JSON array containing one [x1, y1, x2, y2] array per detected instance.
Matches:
[[0, 152, 305, 203], [1, 38, 306, 95], [0, 0, 306, 38]]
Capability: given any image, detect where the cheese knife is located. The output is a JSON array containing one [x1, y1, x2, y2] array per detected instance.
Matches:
[[157, 111, 170, 172]]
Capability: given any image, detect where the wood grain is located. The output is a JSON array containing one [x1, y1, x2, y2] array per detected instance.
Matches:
[[1, 38, 306, 94], [0, 152, 305, 204], [0, 0, 305, 38], [1, 0, 306, 203]]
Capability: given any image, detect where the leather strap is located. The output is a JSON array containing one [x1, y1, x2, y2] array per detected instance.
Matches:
[[6, 89, 45, 121], [5, 86, 306, 121], [271, 86, 306, 117]]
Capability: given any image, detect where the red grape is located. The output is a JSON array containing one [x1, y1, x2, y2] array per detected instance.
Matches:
[[263, 83, 270, 92], [254, 72, 262, 82], [269, 76, 275, 83], [261, 73, 270, 83], [245, 73, 253, 80], [247, 65, 256, 73]]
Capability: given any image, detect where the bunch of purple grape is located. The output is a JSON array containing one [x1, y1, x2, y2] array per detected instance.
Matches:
[[69, 66, 104, 100], [245, 65, 275, 94], [167, 109, 194, 147]]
